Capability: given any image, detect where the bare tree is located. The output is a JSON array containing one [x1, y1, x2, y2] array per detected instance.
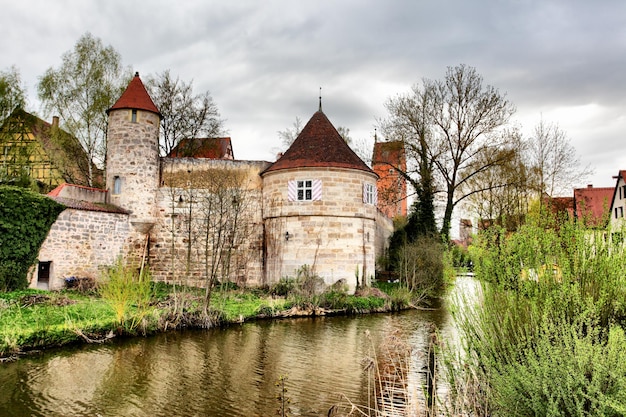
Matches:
[[465, 128, 530, 231], [277, 116, 303, 149], [383, 64, 516, 239], [382, 83, 438, 237], [147, 70, 224, 157], [526, 117, 592, 198]]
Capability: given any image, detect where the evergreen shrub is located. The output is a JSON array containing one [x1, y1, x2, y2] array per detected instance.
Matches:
[[0, 186, 65, 292]]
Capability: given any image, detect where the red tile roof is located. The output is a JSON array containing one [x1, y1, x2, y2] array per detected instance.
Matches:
[[575, 185, 614, 227], [49, 196, 128, 214], [168, 138, 234, 159], [372, 140, 405, 165], [47, 183, 106, 197], [107, 72, 161, 117], [262, 111, 373, 175]]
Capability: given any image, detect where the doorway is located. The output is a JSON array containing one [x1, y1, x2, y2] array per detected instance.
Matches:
[[38, 261, 51, 290]]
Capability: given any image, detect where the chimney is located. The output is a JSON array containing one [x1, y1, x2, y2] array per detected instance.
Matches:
[[52, 116, 59, 128], [587, 184, 593, 188]]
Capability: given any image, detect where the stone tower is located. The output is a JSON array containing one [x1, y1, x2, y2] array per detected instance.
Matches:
[[261, 110, 379, 292], [105, 72, 162, 229], [372, 140, 407, 219]]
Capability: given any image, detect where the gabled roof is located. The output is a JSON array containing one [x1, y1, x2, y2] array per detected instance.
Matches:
[[107, 72, 161, 117], [262, 111, 372, 175], [0, 107, 96, 187], [574, 185, 614, 227], [168, 137, 234, 159]]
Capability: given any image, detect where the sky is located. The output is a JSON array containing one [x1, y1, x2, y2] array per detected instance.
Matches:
[[2, 0, 625, 192]]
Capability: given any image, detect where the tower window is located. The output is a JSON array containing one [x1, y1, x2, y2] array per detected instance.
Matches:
[[113, 176, 122, 194], [297, 180, 312, 201], [288, 179, 322, 201], [131, 109, 137, 123], [363, 182, 377, 205]]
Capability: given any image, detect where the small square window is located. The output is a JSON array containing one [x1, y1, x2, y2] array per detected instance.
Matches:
[[297, 180, 313, 201]]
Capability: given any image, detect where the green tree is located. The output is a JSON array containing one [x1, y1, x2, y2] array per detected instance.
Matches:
[[38, 32, 131, 186], [145, 70, 223, 156], [0, 66, 26, 124]]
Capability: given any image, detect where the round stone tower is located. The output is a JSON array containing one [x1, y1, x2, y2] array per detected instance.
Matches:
[[261, 110, 379, 292], [105, 72, 161, 227]]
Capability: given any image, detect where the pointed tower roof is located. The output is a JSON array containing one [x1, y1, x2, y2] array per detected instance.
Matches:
[[107, 72, 161, 117], [262, 111, 373, 175]]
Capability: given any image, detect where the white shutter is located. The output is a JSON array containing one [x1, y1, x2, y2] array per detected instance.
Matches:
[[312, 179, 322, 201], [288, 180, 297, 201]]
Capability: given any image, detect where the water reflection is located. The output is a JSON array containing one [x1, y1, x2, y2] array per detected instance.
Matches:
[[0, 280, 473, 417]]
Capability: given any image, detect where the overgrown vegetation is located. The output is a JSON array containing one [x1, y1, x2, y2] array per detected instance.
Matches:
[[0, 186, 65, 292], [444, 209, 626, 416], [0, 264, 418, 358]]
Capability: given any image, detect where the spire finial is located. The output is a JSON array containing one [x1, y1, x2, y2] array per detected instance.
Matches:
[[374, 128, 378, 143], [318, 87, 322, 112]]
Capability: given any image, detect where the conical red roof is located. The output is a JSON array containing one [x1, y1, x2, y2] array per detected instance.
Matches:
[[262, 111, 373, 175], [107, 72, 161, 117]]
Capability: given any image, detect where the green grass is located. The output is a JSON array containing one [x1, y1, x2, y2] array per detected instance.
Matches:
[[1, 280, 413, 357]]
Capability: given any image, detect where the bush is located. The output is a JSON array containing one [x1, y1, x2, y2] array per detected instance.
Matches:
[[448, 213, 626, 416], [395, 235, 445, 296], [0, 186, 65, 292]]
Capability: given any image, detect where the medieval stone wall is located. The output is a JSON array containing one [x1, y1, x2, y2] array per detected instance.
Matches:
[[147, 158, 270, 286], [262, 167, 380, 291], [34, 208, 130, 289]]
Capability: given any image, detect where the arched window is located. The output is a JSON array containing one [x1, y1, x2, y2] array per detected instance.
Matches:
[[113, 176, 122, 194]]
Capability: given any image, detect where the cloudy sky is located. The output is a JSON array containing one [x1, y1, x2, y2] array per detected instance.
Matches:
[[2, 0, 625, 189]]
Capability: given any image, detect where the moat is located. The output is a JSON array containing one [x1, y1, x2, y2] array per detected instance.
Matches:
[[0, 278, 475, 416]]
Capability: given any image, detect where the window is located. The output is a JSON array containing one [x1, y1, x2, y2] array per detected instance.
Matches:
[[288, 179, 322, 201], [363, 182, 377, 205], [622, 185, 626, 200], [113, 176, 122, 194], [616, 206, 624, 219], [131, 109, 137, 123], [298, 180, 312, 201]]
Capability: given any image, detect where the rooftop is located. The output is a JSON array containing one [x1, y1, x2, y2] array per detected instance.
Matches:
[[262, 111, 372, 175]]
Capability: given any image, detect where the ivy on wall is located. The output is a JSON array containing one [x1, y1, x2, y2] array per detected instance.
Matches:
[[0, 186, 65, 292]]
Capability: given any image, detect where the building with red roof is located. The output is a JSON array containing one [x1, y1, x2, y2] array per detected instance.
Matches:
[[168, 137, 234, 159], [574, 185, 614, 228]]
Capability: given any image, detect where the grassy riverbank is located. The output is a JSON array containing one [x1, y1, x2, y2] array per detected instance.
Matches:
[[0, 280, 419, 359]]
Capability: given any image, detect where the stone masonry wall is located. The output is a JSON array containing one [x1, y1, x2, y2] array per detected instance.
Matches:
[[34, 209, 130, 289], [148, 158, 270, 287], [106, 109, 160, 222], [263, 167, 379, 292]]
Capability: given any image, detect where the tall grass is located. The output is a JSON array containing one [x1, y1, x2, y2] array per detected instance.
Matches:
[[99, 259, 155, 334], [445, 212, 626, 416]]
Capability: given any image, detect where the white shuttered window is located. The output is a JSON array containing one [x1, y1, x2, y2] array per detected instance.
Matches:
[[288, 179, 322, 201]]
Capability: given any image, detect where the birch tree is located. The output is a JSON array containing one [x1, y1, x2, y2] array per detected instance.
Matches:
[[38, 32, 131, 186]]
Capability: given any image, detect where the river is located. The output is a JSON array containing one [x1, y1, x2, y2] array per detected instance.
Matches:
[[0, 277, 474, 416]]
